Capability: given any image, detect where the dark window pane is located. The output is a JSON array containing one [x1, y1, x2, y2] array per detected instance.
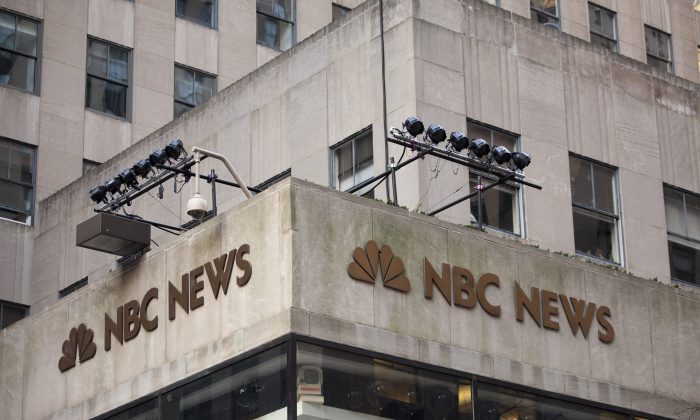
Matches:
[[86, 76, 127, 118], [664, 187, 685, 236], [256, 13, 294, 50], [569, 157, 593, 207], [0, 206, 28, 223], [589, 4, 615, 40], [103, 398, 158, 420], [161, 344, 287, 420], [15, 18, 38, 56], [0, 51, 35, 91], [686, 194, 700, 240], [9, 145, 33, 183], [1, 304, 27, 329], [174, 101, 192, 117], [0, 181, 32, 212], [470, 176, 519, 234], [590, 32, 616, 51], [177, 0, 214, 27], [0, 142, 9, 177], [334, 141, 353, 189], [108, 46, 129, 83], [194, 72, 214, 105], [531, 0, 557, 15], [648, 55, 672, 72], [0, 12, 15, 50], [257, 0, 293, 20], [87, 40, 108, 77], [668, 239, 700, 284], [593, 163, 615, 212], [573, 206, 617, 261], [174, 66, 194, 104]]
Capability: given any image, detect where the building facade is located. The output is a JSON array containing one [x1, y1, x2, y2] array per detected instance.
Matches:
[[0, 0, 699, 418]]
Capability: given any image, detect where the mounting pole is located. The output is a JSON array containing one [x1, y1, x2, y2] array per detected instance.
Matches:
[[389, 157, 398, 206], [191, 147, 253, 199]]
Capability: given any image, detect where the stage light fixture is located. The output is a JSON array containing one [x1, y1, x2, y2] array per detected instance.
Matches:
[[403, 117, 425, 137], [148, 149, 168, 166], [133, 159, 152, 178], [468, 138, 490, 158], [118, 168, 139, 189], [105, 177, 122, 195], [89, 185, 108, 204], [511, 152, 531, 170], [426, 124, 446, 144], [448, 131, 469, 152], [165, 139, 185, 159], [490, 145, 512, 165]]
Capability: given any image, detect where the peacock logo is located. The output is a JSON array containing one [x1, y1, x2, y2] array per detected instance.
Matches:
[[347, 241, 410, 292], [58, 323, 97, 373]]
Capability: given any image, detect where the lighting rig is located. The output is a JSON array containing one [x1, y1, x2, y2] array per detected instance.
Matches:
[[345, 116, 542, 229], [78, 139, 258, 260]]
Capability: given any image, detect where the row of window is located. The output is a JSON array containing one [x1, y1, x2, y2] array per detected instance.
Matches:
[[330, 121, 700, 286], [529, 1, 677, 73], [98, 336, 662, 419]]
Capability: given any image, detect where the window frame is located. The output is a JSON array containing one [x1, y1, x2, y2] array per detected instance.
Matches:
[[173, 63, 217, 117], [663, 184, 700, 285], [0, 299, 29, 330], [466, 119, 525, 237], [0, 137, 37, 225], [588, 2, 618, 52], [0, 8, 42, 95], [175, 0, 218, 29], [569, 153, 623, 266], [329, 126, 374, 197], [530, 0, 560, 28], [644, 25, 674, 73], [85, 37, 132, 121], [256, 0, 296, 51]]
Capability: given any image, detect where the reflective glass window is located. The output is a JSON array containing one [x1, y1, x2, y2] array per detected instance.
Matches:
[[176, 0, 216, 27], [174, 64, 216, 117], [256, 0, 295, 51], [589, 3, 617, 51], [530, 0, 559, 27], [0, 10, 39, 92], [664, 186, 700, 284], [0, 300, 29, 330], [332, 128, 374, 198], [86, 39, 130, 119], [0, 138, 35, 224], [645, 26, 673, 73]]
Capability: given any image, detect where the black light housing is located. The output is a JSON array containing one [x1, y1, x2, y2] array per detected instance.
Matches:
[[118, 168, 138, 188], [491, 145, 512, 165], [448, 131, 469, 152], [469, 138, 490, 158], [165, 139, 185, 159], [89, 185, 108, 203], [105, 177, 122, 195], [76, 213, 150, 257], [133, 159, 152, 178], [426, 124, 446, 144], [403, 117, 425, 137], [149, 149, 168, 166], [511, 152, 531, 170]]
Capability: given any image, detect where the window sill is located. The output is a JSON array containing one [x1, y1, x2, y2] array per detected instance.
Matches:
[[85, 107, 131, 123], [0, 215, 32, 227], [575, 251, 622, 270], [0, 82, 39, 97], [175, 15, 216, 30], [256, 41, 292, 53]]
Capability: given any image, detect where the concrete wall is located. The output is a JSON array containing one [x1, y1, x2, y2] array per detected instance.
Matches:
[[1, 179, 698, 418]]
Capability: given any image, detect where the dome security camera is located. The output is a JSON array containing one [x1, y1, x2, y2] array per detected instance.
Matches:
[[187, 193, 208, 220]]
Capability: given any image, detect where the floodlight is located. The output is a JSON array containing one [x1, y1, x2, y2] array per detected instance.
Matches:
[[448, 131, 469, 152], [490, 145, 512, 165], [468, 138, 490, 158], [89, 185, 108, 204], [511, 152, 531, 170], [133, 159, 152, 178], [105, 177, 122, 195], [426, 124, 446, 144], [403, 117, 425, 137], [76, 213, 150, 257], [118, 168, 138, 189], [165, 139, 185, 159], [148, 149, 168, 166]]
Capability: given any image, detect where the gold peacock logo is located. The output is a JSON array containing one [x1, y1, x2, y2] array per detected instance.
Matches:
[[347, 241, 410, 292], [58, 323, 97, 373]]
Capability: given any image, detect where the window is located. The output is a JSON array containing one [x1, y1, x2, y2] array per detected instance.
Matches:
[[256, 0, 295, 51], [176, 0, 216, 28], [569, 155, 620, 263], [58, 277, 88, 298], [0, 10, 39, 92], [0, 138, 36, 224], [466, 121, 522, 236], [174, 64, 215, 117], [664, 186, 700, 285], [332, 3, 351, 22], [530, 0, 559, 27], [0, 300, 29, 330], [588, 3, 617, 51], [331, 128, 373, 198], [644, 25, 673, 73], [86, 38, 130, 119]]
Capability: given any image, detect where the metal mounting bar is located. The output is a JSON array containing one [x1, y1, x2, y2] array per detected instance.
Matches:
[[427, 173, 516, 216], [154, 164, 262, 193], [94, 208, 187, 233], [191, 147, 253, 198], [345, 149, 430, 194], [387, 135, 543, 190], [97, 156, 194, 212]]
